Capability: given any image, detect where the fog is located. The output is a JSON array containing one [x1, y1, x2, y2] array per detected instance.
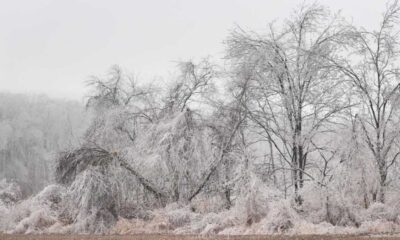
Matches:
[[0, 0, 386, 100]]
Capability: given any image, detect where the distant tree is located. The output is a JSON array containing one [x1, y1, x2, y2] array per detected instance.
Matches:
[[0, 93, 88, 196]]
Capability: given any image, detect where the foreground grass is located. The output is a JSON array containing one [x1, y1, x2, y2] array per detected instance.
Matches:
[[1, 234, 400, 240]]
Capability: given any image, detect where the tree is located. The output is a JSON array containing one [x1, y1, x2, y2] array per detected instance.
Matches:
[[162, 59, 216, 116], [331, 0, 400, 203], [86, 65, 158, 119], [226, 3, 348, 203]]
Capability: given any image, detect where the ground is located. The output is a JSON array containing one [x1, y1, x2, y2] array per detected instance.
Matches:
[[1, 235, 400, 240]]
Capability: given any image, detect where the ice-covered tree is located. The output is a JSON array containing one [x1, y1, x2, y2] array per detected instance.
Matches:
[[331, 0, 400, 203], [226, 3, 349, 203]]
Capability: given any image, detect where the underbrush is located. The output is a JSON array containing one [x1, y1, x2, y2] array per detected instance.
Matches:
[[2, 176, 400, 235]]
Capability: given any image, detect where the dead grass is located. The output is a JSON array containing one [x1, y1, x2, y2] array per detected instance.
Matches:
[[1, 234, 400, 240]]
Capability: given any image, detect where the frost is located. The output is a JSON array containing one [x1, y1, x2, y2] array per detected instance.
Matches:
[[0, 179, 22, 206], [0, 179, 22, 230], [5, 184, 64, 234], [246, 200, 299, 234], [58, 168, 119, 234], [364, 203, 398, 222]]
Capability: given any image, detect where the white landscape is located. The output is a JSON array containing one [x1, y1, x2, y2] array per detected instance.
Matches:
[[1, 1, 400, 239]]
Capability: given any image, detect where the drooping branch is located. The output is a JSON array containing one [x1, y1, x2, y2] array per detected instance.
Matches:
[[56, 145, 169, 203], [188, 80, 248, 201], [116, 153, 170, 202], [188, 114, 244, 201]]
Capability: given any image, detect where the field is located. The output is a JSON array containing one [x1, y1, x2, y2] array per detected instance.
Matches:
[[1, 234, 400, 240]]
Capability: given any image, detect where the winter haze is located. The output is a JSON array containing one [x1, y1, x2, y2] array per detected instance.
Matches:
[[0, 0, 388, 100], [1, 0, 400, 238]]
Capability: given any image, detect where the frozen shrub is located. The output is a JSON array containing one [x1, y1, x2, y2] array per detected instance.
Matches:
[[230, 174, 270, 226], [364, 203, 397, 222], [244, 182, 269, 225], [59, 168, 119, 234], [0, 202, 10, 231], [189, 195, 227, 214], [166, 207, 192, 229], [312, 193, 361, 227], [13, 209, 57, 234], [0, 179, 22, 206], [201, 222, 224, 235], [5, 184, 65, 234], [143, 210, 172, 232], [115, 203, 194, 233], [327, 196, 362, 227], [297, 184, 362, 227], [133, 204, 196, 232], [186, 212, 221, 234], [118, 203, 151, 220], [0, 179, 23, 232], [255, 200, 299, 234], [296, 184, 327, 224], [110, 206, 196, 235], [34, 185, 64, 208]]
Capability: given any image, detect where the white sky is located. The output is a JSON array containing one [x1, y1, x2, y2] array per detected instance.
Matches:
[[0, 0, 388, 100]]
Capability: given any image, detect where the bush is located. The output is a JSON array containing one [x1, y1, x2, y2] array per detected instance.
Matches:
[[258, 200, 299, 233], [5, 184, 65, 234], [364, 203, 397, 222], [0, 179, 22, 206]]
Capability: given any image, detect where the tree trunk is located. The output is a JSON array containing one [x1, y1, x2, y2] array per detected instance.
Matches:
[[378, 164, 387, 203]]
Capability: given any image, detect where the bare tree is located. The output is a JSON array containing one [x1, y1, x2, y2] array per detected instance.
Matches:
[[86, 65, 132, 109], [331, 0, 400, 203], [164, 59, 216, 113], [86, 65, 157, 117], [226, 3, 348, 203]]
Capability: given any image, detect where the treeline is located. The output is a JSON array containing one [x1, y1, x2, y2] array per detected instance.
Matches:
[[0, 93, 88, 196]]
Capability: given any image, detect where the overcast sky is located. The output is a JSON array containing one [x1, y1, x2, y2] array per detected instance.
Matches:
[[0, 0, 388, 100]]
